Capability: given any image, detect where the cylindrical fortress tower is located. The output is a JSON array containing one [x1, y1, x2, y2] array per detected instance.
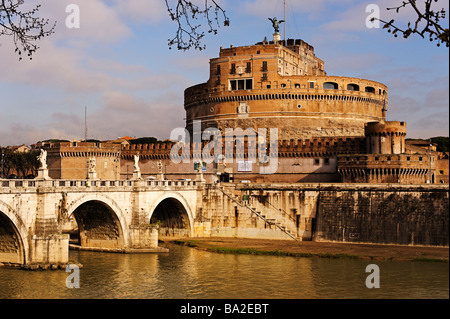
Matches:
[[184, 39, 388, 140], [365, 121, 407, 154]]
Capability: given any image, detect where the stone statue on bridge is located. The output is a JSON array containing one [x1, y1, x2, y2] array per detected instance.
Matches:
[[88, 157, 98, 180], [134, 155, 140, 172], [157, 160, 164, 180], [37, 149, 47, 170], [88, 157, 96, 173], [36, 149, 50, 180], [133, 155, 142, 180]]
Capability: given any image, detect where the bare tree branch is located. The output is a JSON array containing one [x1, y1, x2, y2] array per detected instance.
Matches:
[[165, 0, 229, 51], [0, 0, 56, 60], [372, 0, 449, 47]]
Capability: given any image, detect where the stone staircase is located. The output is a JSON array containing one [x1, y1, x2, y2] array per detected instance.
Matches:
[[216, 186, 298, 241]]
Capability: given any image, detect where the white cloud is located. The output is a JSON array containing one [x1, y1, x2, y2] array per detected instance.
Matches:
[[87, 91, 185, 141], [242, 0, 354, 18], [1, 0, 448, 146], [408, 111, 449, 139], [109, 0, 167, 24], [39, 0, 133, 45]]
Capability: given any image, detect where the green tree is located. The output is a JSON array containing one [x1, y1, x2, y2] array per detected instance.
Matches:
[[23, 150, 39, 177], [130, 137, 165, 144], [1, 149, 39, 178], [431, 136, 449, 153]]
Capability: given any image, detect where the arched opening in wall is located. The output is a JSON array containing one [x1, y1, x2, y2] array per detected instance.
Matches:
[[150, 198, 191, 238], [0, 211, 24, 265], [70, 201, 124, 249], [365, 86, 376, 93], [323, 82, 338, 90], [347, 84, 360, 91]]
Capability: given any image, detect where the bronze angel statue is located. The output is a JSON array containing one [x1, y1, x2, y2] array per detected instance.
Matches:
[[269, 17, 284, 33]]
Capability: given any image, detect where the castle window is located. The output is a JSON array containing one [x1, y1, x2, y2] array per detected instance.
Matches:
[[230, 63, 236, 74], [281, 83, 286, 88], [309, 82, 315, 89], [246, 62, 252, 73], [324, 158, 330, 165], [230, 78, 253, 91], [262, 73, 268, 81], [323, 82, 338, 90], [238, 79, 245, 90], [314, 159, 320, 165], [246, 79, 253, 90], [365, 86, 375, 93], [347, 84, 360, 91], [216, 65, 221, 75], [262, 61, 268, 72], [295, 83, 300, 88]]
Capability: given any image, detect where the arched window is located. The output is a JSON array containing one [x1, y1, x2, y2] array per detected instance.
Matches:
[[365, 86, 375, 93], [347, 84, 360, 91], [323, 82, 338, 90]]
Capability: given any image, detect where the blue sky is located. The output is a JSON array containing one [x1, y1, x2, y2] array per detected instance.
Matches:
[[0, 0, 448, 146]]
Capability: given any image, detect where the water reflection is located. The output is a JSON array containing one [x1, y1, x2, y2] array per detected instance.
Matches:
[[0, 244, 448, 299]]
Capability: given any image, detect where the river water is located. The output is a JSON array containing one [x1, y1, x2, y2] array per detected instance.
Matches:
[[0, 243, 448, 299]]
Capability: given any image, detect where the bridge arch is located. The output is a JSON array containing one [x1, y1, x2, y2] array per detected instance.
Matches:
[[149, 193, 194, 238], [0, 201, 28, 265], [66, 194, 129, 249]]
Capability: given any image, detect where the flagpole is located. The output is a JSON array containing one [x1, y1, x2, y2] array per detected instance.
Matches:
[[284, 0, 286, 41]]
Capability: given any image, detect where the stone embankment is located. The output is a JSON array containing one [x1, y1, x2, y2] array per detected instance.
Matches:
[[163, 237, 449, 262]]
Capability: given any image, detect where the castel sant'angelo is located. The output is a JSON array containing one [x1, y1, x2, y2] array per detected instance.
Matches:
[[44, 23, 448, 185]]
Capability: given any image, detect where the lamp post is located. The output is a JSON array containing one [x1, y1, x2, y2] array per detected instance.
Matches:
[[428, 139, 432, 184]]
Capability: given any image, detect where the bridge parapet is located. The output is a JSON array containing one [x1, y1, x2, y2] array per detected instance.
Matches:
[[0, 178, 203, 193], [1, 177, 204, 268]]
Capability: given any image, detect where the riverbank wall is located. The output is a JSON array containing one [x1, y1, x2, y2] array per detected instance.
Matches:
[[199, 183, 449, 246]]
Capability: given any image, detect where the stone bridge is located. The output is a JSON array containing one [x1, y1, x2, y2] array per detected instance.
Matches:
[[1, 178, 448, 269], [0, 178, 204, 268]]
